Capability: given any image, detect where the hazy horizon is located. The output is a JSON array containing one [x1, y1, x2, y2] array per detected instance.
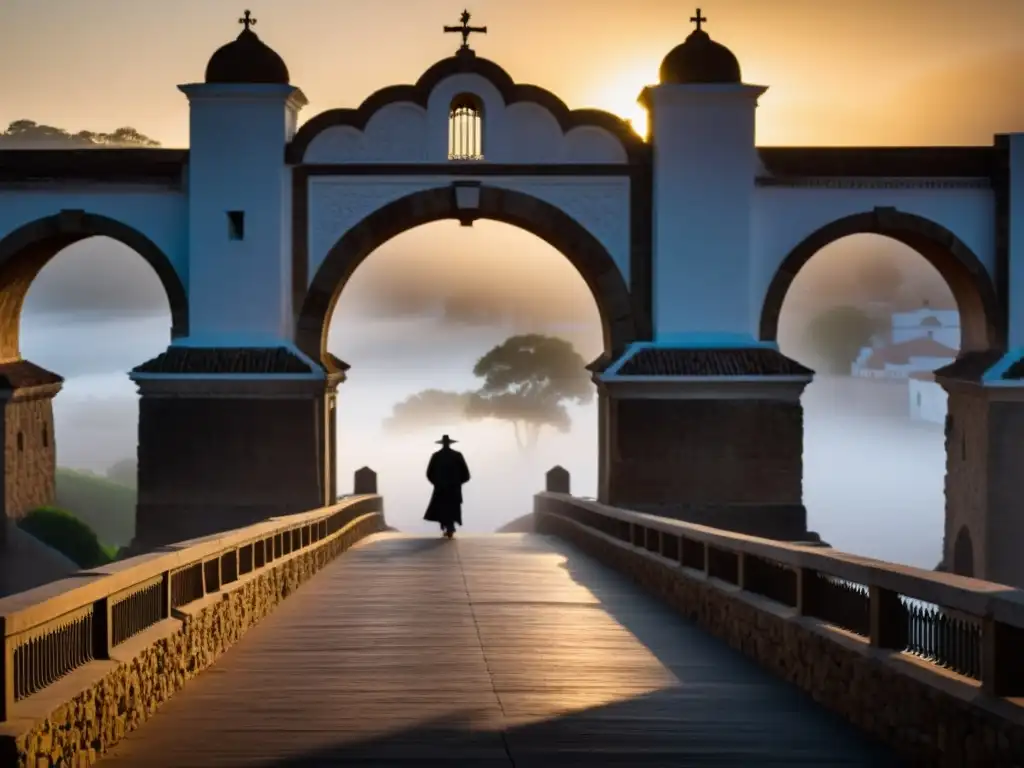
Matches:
[[18, 221, 956, 572]]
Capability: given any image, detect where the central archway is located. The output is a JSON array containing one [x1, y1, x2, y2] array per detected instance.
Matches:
[[295, 186, 637, 368]]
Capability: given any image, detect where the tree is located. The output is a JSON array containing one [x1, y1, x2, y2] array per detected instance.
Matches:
[[803, 306, 885, 374], [0, 120, 160, 148], [855, 256, 905, 305], [382, 389, 475, 433], [18, 506, 113, 568], [105, 457, 138, 489], [466, 334, 593, 452]]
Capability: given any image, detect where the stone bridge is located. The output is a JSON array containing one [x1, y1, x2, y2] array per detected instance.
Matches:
[[0, 468, 1022, 766]]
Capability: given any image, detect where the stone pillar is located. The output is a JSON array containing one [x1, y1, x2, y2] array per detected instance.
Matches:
[[129, 347, 343, 551], [353, 467, 377, 495], [0, 361, 63, 548], [938, 352, 1024, 587], [597, 344, 813, 540]]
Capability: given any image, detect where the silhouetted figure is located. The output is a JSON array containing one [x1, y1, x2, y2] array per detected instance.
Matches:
[[424, 435, 471, 539]]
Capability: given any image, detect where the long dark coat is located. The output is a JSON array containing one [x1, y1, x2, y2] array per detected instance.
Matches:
[[423, 447, 471, 527]]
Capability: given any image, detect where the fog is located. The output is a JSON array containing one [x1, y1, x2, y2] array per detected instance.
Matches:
[[22, 222, 953, 570]]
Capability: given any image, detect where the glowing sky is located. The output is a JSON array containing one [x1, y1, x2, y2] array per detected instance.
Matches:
[[2, 0, 1023, 147]]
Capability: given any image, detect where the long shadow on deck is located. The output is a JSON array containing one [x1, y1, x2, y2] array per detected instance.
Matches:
[[98, 533, 906, 767], [226, 536, 903, 767]]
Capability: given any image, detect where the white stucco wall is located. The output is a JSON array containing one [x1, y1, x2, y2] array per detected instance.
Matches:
[[183, 83, 305, 346], [0, 185, 187, 288], [752, 184, 996, 333], [302, 72, 629, 165], [305, 175, 631, 289], [648, 84, 765, 343], [909, 378, 947, 424]]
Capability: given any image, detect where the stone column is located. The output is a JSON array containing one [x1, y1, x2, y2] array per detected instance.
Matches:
[[937, 351, 1024, 588], [0, 361, 63, 548], [129, 347, 343, 551], [596, 344, 813, 541]]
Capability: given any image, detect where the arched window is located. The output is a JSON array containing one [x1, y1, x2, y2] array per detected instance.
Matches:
[[448, 93, 484, 161], [17, 431, 23, 452], [42, 425, 48, 448]]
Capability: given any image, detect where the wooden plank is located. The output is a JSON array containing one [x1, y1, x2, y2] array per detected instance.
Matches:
[[100, 532, 903, 766]]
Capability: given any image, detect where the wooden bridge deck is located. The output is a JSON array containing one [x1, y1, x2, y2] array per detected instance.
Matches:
[[100, 533, 903, 767]]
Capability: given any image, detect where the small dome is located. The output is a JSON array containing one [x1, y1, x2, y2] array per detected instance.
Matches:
[[659, 28, 741, 85], [205, 25, 290, 85]]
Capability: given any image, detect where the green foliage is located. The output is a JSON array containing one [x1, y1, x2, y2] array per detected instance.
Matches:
[[0, 120, 160, 148], [18, 507, 112, 568], [803, 306, 885, 375], [382, 389, 475, 433], [855, 257, 905, 304], [56, 467, 137, 548], [467, 334, 593, 452], [105, 457, 137, 489]]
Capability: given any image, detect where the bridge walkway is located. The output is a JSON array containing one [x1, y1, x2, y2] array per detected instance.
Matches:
[[100, 533, 903, 767]]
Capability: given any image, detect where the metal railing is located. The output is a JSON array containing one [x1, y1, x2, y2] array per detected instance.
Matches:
[[534, 478, 1024, 698], [0, 492, 383, 721]]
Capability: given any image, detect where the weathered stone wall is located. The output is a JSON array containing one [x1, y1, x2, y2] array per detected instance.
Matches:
[[3, 391, 57, 523], [607, 398, 807, 539], [942, 385, 988, 577], [537, 511, 1024, 767], [3, 512, 385, 767], [610, 398, 803, 505], [135, 380, 335, 549]]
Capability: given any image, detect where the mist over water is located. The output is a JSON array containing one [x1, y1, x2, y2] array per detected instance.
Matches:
[[21, 226, 953, 572]]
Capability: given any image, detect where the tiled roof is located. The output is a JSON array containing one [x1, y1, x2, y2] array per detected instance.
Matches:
[[0, 360, 64, 390], [863, 337, 958, 369], [614, 347, 813, 377], [132, 347, 314, 375]]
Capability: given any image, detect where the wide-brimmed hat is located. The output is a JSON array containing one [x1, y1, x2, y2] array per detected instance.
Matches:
[[436, 435, 457, 446]]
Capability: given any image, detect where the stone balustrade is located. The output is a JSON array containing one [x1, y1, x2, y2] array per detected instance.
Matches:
[[534, 468, 1024, 766], [0, 470, 386, 766]]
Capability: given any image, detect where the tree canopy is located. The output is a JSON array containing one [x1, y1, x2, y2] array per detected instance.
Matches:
[[0, 120, 160, 148], [466, 334, 593, 452], [381, 334, 594, 451], [802, 305, 885, 374], [382, 389, 475, 434], [854, 256, 905, 305], [18, 506, 114, 568]]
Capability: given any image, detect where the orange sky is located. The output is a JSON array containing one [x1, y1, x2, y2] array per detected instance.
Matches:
[[2, 0, 1023, 147]]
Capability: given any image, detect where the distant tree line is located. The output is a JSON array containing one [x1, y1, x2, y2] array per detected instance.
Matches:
[[0, 119, 160, 148]]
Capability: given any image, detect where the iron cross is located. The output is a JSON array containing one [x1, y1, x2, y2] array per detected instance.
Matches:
[[690, 8, 707, 31], [239, 10, 257, 31], [444, 10, 487, 50]]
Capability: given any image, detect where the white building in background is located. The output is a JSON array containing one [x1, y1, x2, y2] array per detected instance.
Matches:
[[851, 336, 958, 379], [851, 307, 960, 380], [891, 307, 960, 349], [909, 372, 947, 425]]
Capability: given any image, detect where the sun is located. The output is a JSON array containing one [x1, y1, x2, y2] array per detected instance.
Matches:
[[586, 63, 658, 141]]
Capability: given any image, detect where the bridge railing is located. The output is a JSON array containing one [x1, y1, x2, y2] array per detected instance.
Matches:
[[533, 468, 1024, 699], [0, 483, 384, 722]]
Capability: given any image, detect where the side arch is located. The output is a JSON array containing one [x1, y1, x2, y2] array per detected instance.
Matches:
[[952, 525, 975, 577], [0, 211, 188, 360], [295, 186, 637, 368], [758, 209, 1003, 354]]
